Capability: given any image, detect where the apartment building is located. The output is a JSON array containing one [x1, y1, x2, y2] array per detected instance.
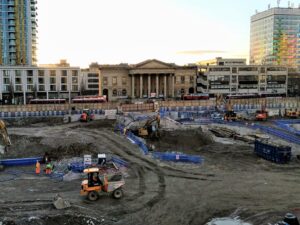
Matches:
[[197, 58, 288, 96], [0, 0, 38, 65], [0, 60, 80, 104]]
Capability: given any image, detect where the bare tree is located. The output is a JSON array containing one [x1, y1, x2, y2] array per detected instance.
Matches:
[[80, 79, 86, 96], [32, 83, 38, 99], [8, 81, 14, 104]]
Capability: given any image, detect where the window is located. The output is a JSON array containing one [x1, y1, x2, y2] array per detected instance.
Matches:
[[50, 85, 56, 91], [61, 70, 67, 76], [232, 67, 237, 73], [15, 86, 22, 91], [39, 85, 45, 91], [88, 84, 98, 89], [50, 77, 56, 84], [27, 77, 33, 84], [87, 73, 98, 78], [50, 70, 56, 76], [260, 67, 266, 73], [38, 77, 44, 84], [4, 78, 10, 84], [15, 70, 21, 76], [72, 77, 78, 83], [27, 70, 33, 76], [27, 85, 33, 91], [122, 77, 127, 85], [61, 77, 67, 84], [112, 89, 117, 96], [61, 85, 67, 91], [190, 76, 194, 84], [181, 76, 185, 84], [72, 85, 78, 91], [15, 77, 21, 84], [72, 70, 78, 76], [122, 89, 127, 96], [88, 79, 98, 83], [112, 77, 117, 85], [38, 70, 44, 76], [103, 77, 108, 85], [231, 75, 237, 83]]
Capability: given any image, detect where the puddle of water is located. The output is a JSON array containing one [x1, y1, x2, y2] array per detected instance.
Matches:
[[206, 217, 252, 225]]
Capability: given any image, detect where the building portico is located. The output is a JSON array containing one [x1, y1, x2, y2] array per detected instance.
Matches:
[[99, 59, 197, 101]]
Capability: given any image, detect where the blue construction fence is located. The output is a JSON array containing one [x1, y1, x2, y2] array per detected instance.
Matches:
[[0, 109, 105, 118], [152, 152, 203, 164], [251, 123, 300, 145], [114, 123, 204, 164], [254, 140, 291, 164], [0, 157, 43, 167], [68, 156, 129, 173], [274, 120, 300, 136]]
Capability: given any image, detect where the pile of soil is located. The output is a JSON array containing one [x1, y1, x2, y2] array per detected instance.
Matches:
[[49, 142, 96, 160], [147, 128, 213, 153]]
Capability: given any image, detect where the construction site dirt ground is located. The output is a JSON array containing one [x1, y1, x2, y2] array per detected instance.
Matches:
[[1, 119, 300, 225]]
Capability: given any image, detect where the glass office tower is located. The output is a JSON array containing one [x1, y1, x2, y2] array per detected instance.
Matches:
[[250, 7, 300, 68], [0, 0, 37, 65]]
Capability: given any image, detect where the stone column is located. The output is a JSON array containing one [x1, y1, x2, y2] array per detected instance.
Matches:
[[156, 74, 159, 97], [131, 75, 135, 98], [171, 74, 175, 97], [140, 74, 143, 98], [164, 74, 167, 98], [148, 75, 151, 97]]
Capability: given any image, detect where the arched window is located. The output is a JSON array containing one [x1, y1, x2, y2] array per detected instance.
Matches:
[[122, 89, 127, 96], [112, 89, 117, 96]]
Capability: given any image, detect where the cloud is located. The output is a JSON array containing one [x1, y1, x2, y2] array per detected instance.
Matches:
[[176, 50, 227, 55]]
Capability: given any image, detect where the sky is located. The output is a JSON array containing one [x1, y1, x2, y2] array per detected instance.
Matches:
[[37, 0, 292, 68]]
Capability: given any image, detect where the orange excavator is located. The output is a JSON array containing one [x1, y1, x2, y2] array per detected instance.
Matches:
[[256, 100, 268, 121], [80, 109, 95, 122]]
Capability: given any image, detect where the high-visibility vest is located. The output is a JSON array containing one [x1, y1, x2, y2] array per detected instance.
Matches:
[[35, 161, 40, 174]]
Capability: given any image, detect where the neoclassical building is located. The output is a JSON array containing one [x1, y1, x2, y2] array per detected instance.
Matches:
[[98, 59, 197, 100]]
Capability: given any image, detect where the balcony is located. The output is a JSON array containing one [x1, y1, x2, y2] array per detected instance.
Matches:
[[7, 7, 14, 12], [9, 47, 16, 52], [8, 14, 15, 20], [8, 21, 15, 26]]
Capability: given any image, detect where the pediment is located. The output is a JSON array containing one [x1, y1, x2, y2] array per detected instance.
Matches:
[[134, 59, 175, 69]]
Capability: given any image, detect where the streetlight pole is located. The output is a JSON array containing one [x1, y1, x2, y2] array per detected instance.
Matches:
[[68, 74, 71, 122]]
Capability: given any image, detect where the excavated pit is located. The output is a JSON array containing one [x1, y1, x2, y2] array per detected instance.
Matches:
[[146, 128, 213, 153], [1, 119, 300, 225]]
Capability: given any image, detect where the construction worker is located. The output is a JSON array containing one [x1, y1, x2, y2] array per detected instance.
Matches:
[[35, 160, 40, 174], [45, 161, 53, 174]]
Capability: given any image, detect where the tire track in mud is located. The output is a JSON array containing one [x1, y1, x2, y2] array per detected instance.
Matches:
[[0, 199, 53, 217], [83, 129, 166, 216]]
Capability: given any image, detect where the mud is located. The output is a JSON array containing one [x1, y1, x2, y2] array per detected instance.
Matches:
[[1, 119, 300, 225]]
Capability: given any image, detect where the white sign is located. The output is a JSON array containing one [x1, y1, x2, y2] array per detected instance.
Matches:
[[84, 154, 92, 166]]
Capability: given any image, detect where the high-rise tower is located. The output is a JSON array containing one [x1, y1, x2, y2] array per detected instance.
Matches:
[[0, 0, 37, 66], [250, 7, 300, 68]]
